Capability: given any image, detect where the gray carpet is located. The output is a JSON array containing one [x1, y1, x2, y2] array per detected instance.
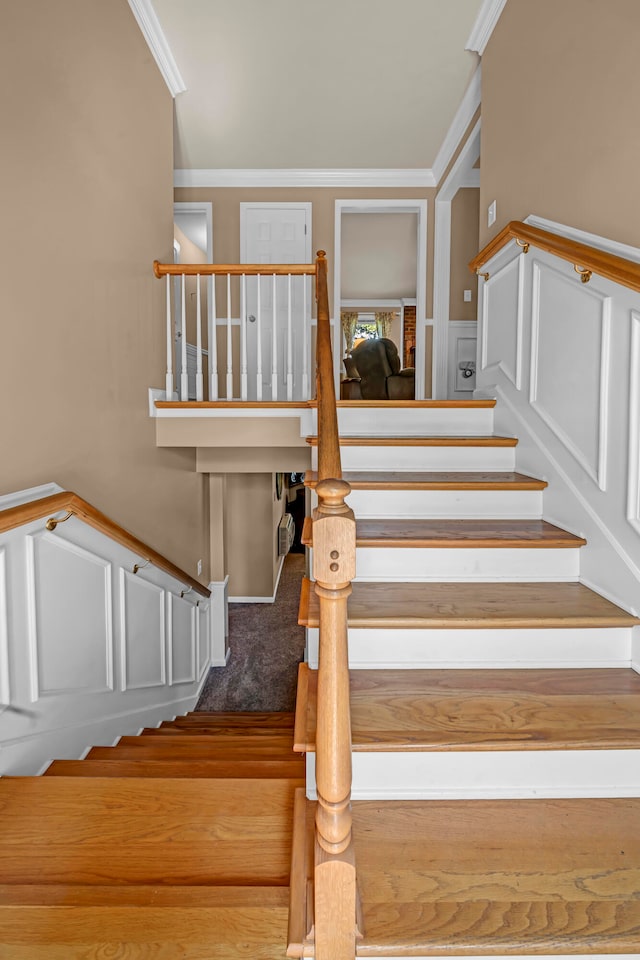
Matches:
[[196, 552, 307, 712]]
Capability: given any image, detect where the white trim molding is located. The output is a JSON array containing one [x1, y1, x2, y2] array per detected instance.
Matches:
[[628, 311, 640, 533], [127, 0, 186, 97], [525, 215, 640, 265], [466, 0, 509, 55], [432, 65, 482, 186], [174, 168, 437, 189]]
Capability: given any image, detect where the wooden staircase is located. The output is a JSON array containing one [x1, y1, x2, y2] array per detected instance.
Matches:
[[292, 399, 640, 957], [0, 712, 304, 958]]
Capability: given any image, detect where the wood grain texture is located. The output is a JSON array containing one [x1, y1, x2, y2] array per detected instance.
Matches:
[[180, 711, 295, 726], [300, 668, 640, 752], [0, 778, 298, 886], [470, 220, 640, 295], [306, 436, 518, 447], [309, 400, 497, 409], [87, 739, 301, 761], [44, 759, 305, 779], [305, 471, 547, 490], [305, 518, 586, 549], [315, 251, 342, 481], [0, 492, 209, 596], [352, 797, 640, 954], [299, 578, 639, 629], [154, 260, 316, 277]]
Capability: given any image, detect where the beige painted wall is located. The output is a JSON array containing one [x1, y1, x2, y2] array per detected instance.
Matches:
[[224, 473, 285, 598], [450, 188, 480, 321], [174, 187, 437, 317], [481, 0, 640, 247], [341, 213, 418, 300], [2, 0, 208, 582]]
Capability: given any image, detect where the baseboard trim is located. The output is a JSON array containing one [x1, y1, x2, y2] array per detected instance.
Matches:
[[229, 554, 285, 604]]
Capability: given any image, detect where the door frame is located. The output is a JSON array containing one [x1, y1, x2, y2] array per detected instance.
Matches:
[[432, 118, 481, 398], [333, 199, 428, 396]]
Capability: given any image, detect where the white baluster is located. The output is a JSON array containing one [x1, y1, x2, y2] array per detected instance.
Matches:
[[226, 273, 233, 399], [287, 273, 293, 401], [195, 274, 203, 402], [256, 276, 262, 401], [271, 273, 278, 401], [240, 274, 248, 401], [180, 273, 188, 400], [165, 274, 173, 399], [301, 274, 309, 400], [209, 275, 218, 400]]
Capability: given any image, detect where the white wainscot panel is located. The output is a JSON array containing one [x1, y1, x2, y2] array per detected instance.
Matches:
[[0, 548, 9, 708], [27, 532, 113, 699], [169, 593, 196, 685], [481, 253, 524, 388], [530, 261, 611, 489], [120, 570, 166, 690], [197, 601, 211, 680], [628, 311, 640, 532]]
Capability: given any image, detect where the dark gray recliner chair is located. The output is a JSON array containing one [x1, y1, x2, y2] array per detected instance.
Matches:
[[348, 338, 415, 400]]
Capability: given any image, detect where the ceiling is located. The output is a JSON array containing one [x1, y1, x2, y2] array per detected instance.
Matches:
[[148, 0, 484, 171]]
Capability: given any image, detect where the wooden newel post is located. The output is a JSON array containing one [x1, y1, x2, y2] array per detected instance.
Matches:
[[313, 476, 358, 960]]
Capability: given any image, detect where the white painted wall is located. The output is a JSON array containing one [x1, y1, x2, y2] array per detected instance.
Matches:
[[475, 219, 640, 621], [0, 487, 216, 774]]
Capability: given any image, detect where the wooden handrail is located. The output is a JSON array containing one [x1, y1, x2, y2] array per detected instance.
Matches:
[[315, 251, 341, 481], [311, 251, 358, 958], [470, 221, 640, 293], [153, 260, 317, 278], [0, 492, 210, 598]]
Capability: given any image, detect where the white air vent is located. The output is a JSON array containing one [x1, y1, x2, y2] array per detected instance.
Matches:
[[278, 513, 295, 556]]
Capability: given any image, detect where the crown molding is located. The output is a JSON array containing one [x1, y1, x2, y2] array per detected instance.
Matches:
[[127, 0, 186, 97], [466, 0, 509, 55], [432, 65, 482, 186], [174, 168, 437, 189]]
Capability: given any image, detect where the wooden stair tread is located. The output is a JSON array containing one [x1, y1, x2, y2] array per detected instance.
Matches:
[[305, 470, 547, 490], [311, 399, 497, 408], [298, 578, 639, 629], [87, 739, 299, 761], [147, 724, 290, 736], [302, 517, 586, 548], [296, 665, 640, 752], [44, 758, 305, 778], [0, 777, 298, 885], [0, 898, 288, 957], [305, 435, 517, 447], [351, 797, 640, 955], [180, 711, 295, 726], [0, 883, 290, 907]]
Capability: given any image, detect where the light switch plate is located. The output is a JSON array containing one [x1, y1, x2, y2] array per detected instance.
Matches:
[[464, 289, 472, 302], [488, 200, 497, 227]]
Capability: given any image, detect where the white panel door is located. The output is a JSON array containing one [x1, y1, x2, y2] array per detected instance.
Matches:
[[241, 204, 311, 401]]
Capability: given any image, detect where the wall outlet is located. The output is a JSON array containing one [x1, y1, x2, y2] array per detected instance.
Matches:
[[197, 559, 202, 576], [487, 200, 497, 227], [464, 289, 472, 302]]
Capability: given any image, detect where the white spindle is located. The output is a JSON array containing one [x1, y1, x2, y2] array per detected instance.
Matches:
[[271, 273, 278, 401], [301, 275, 309, 400], [286, 273, 293, 401], [209, 276, 218, 400], [256, 276, 263, 401], [226, 273, 233, 399], [195, 274, 203, 402], [240, 274, 248, 401], [165, 274, 173, 399], [180, 273, 188, 400]]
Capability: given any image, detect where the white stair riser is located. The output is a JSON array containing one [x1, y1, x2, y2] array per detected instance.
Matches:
[[332, 408, 495, 436], [343, 488, 544, 519], [354, 547, 580, 581], [311, 445, 516, 471], [305, 626, 633, 670], [306, 750, 640, 800]]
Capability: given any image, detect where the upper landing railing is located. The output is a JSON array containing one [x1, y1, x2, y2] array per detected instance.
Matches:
[[153, 257, 321, 403]]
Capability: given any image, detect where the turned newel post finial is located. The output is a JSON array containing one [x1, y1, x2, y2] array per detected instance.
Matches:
[[316, 478, 352, 517]]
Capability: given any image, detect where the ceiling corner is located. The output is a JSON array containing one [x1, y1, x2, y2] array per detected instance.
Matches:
[[127, 0, 186, 97]]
